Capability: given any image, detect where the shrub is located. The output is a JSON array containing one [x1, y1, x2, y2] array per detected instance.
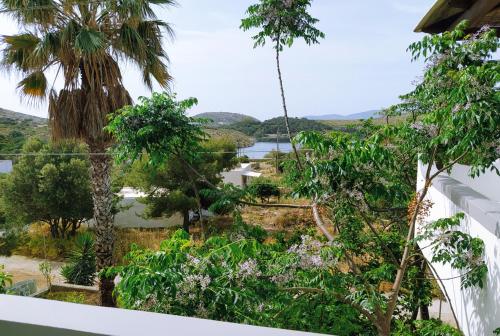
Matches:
[[61, 233, 96, 286], [0, 265, 12, 294], [111, 228, 368, 335], [0, 229, 25, 256], [14, 224, 76, 260], [247, 178, 280, 203]]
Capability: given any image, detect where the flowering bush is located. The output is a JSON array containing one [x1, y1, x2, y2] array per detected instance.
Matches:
[[112, 225, 368, 335]]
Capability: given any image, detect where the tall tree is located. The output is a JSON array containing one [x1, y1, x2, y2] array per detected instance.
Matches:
[[2, 139, 93, 239], [125, 137, 237, 234], [0, 0, 174, 305], [241, 0, 325, 170]]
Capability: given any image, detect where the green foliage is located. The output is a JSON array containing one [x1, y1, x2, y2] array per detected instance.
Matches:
[[416, 213, 487, 289], [0, 265, 12, 294], [241, 0, 325, 51], [0, 229, 25, 256], [112, 228, 370, 335], [394, 319, 462, 336], [228, 116, 332, 139], [401, 22, 499, 176], [14, 228, 77, 260], [61, 232, 97, 286], [247, 177, 281, 203], [106, 92, 204, 166], [39, 260, 52, 289], [123, 137, 238, 232], [43, 291, 87, 304], [1, 139, 93, 238]]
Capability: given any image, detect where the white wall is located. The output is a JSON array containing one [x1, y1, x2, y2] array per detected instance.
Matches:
[[0, 295, 323, 336], [449, 160, 500, 202], [113, 198, 183, 229], [417, 162, 500, 336]]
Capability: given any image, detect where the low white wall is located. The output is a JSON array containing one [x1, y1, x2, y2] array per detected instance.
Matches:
[[0, 295, 322, 336], [113, 198, 183, 229], [417, 162, 500, 336]]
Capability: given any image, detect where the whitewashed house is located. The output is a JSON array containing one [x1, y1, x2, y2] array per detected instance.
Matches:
[[221, 163, 262, 188], [0, 160, 13, 174], [417, 160, 500, 336]]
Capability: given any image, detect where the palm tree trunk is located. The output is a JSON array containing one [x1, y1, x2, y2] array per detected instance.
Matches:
[[275, 44, 303, 171], [89, 144, 115, 307]]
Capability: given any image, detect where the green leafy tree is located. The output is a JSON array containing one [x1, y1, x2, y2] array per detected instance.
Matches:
[[0, 0, 175, 305], [61, 232, 97, 286], [288, 22, 498, 335], [241, 0, 325, 169], [107, 92, 225, 235], [124, 137, 237, 234], [2, 139, 93, 239]]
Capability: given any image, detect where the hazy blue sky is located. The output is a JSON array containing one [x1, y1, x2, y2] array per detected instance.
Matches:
[[0, 0, 436, 120]]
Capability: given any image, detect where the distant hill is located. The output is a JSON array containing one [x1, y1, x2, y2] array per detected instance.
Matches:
[[194, 112, 259, 126], [226, 116, 333, 141], [305, 110, 381, 121], [0, 109, 49, 158], [0, 108, 47, 124]]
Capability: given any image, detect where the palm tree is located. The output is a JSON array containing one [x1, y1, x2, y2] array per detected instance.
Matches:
[[1, 0, 174, 305]]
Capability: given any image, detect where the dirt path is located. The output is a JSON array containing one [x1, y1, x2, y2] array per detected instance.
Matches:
[[0, 255, 65, 291]]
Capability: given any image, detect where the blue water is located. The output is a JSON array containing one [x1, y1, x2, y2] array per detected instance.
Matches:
[[239, 142, 293, 159]]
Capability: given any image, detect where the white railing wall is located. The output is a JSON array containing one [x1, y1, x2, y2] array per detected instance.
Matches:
[[0, 295, 323, 336], [416, 161, 500, 336]]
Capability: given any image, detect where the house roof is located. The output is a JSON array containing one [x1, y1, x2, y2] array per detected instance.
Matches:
[[242, 171, 262, 178], [415, 0, 500, 35]]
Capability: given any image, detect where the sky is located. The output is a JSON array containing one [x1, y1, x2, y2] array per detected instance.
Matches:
[[0, 0, 436, 120]]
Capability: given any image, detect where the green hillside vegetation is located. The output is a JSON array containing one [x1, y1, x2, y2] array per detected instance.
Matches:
[[227, 116, 333, 140], [194, 112, 259, 126], [204, 127, 255, 148], [320, 114, 408, 128], [0, 110, 49, 158]]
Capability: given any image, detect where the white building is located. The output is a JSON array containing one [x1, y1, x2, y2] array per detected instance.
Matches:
[[417, 160, 500, 336], [0, 160, 13, 174], [112, 187, 183, 229], [221, 163, 262, 187]]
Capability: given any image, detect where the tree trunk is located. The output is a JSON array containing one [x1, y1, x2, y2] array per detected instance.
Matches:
[[182, 210, 190, 234], [275, 45, 303, 171], [89, 145, 115, 307], [376, 321, 391, 336]]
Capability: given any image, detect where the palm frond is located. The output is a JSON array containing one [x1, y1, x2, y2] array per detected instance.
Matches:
[[1, 33, 40, 71], [1, 0, 58, 26], [17, 70, 47, 98], [75, 28, 106, 55]]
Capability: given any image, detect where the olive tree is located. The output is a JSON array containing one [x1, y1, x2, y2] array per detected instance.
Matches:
[[2, 139, 93, 239]]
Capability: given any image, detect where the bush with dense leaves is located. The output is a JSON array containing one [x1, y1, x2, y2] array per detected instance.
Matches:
[[247, 178, 280, 203], [111, 224, 368, 335], [61, 233, 96, 286]]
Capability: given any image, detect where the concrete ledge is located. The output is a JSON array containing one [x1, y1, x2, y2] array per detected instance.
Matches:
[[431, 173, 500, 238], [50, 283, 99, 293], [0, 295, 323, 336]]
